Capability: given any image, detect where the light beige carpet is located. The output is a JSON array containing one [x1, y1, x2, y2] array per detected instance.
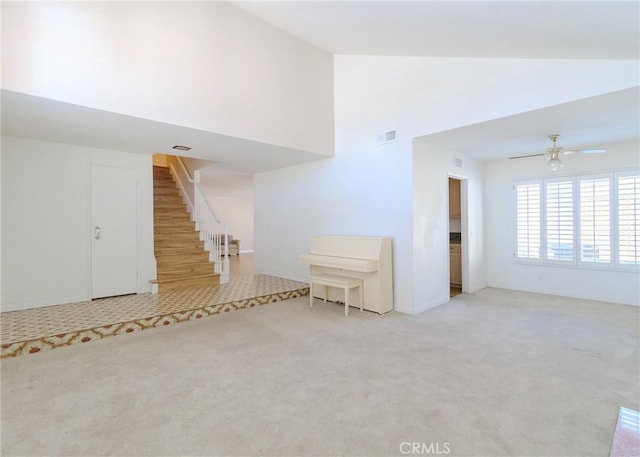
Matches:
[[2, 287, 638, 456]]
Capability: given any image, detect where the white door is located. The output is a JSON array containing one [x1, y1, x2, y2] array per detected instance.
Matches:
[[91, 165, 138, 299]]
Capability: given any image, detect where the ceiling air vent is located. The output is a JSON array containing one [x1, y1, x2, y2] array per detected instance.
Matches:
[[454, 156, 463, 169], [376, 130, 397, 145], [172, 145, 191, 151]]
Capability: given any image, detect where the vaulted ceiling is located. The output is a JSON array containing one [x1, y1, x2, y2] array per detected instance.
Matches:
[[233, 1, 639, 59], [232, 1, 639, 161], [2, 1, 639, 173]]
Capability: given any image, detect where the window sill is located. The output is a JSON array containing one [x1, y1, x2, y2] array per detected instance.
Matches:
[[513, 259, 639, 273]]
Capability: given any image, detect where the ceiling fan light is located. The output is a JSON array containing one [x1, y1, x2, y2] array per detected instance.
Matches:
[[545, 154, 562, 170]]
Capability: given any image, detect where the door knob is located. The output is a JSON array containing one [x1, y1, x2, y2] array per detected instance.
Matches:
[[94, 226, 101, 240]]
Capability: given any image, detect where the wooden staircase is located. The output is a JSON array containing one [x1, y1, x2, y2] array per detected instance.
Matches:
[[152, 166, 220, 292]]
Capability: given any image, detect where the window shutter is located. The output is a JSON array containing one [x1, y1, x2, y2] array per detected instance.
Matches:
[[515, 183, 541, 260], [546, 180, 574, 261], [579, 177, 611, 264], [618, 174, 640, 265]]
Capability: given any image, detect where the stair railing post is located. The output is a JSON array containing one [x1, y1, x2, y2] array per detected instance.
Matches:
[[221, 222, 230, 283], [193, 171, 201, 233], [193, 179, 230, 284]]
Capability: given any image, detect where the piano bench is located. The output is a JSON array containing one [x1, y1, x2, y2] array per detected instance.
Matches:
[[309, 274, 363, 316]]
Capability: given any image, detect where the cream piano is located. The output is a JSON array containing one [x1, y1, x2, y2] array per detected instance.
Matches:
[[300, 236, 393, 314]]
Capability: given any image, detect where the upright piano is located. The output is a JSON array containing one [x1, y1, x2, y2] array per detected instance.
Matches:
[[300, 236, 393, 314]]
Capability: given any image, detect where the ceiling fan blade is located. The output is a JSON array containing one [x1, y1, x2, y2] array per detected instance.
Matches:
[[509, 153, 545, 160], [562, 148, 607, 155]]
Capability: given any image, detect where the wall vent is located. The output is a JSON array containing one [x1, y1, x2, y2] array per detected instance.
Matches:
[[454, 156, 463, 169], [172, 145, 192, 151], [376, 130, 397, 145]]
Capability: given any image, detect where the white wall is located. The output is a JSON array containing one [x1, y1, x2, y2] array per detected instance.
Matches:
[[208, 196, 254, 252], [0, 147, 2, 304], [1, 136, 155, 311], [413, 141, 486, 312], [2, 1, 334, 157], [485, 140, 640, 306], [254, 138, 415, 311], [254, 55, 638, 314]]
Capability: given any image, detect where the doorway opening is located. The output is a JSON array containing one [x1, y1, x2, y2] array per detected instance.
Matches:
[[448, 177, 464, 297]]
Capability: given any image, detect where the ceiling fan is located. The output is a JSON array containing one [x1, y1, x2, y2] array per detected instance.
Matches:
[[509, 134, 607, 170]]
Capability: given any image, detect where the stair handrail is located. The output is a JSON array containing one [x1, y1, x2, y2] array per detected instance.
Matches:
[[176, 156, 194, 183], [168, 162, 194, 213]]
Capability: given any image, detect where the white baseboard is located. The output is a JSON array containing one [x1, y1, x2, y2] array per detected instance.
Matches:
[[395, 295, 451, 315], [1, 293, 90, 313], [466, 282, 488, 293], [393, 306, 414, 314], [412, 295, 451, 315]]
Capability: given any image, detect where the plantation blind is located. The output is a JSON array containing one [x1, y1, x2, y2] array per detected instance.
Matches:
[[546, 180, 574, 261], [515, 183, 541, 260], [579, 177, 611, 264], [618, 173, 640, 265]]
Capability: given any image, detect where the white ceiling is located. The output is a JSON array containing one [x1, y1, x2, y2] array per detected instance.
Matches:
[[233, 1, 640, 59], [2, 1, 639, 179], [420, 87, 640, 160]]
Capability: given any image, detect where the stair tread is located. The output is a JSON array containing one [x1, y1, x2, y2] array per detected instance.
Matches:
[[153, 194, 183, 199], [154, 201, 184, 206], [153, 198, 184, 203], [154, 234, 200, 239], [154, 235, 200, 239], [154, 222, 195, 226], [151, 273, 219, 284], [157, 258, 211, 266], [157, 258, 212, 265], [154, 217, 193, 223], [157, 270, 215, 279], [154, 242, 204, 248], [155, 248, 205, 253], [154, 232, 200, 236], [154, 224, 197, 229], [155, 249, 207, 256], [154, 217, 191, 222], [157, 265, 213, 272], [154, 223, 195, 228], [152, 274, 220, 292]]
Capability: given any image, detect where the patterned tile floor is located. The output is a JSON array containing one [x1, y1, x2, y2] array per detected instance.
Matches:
[[0, 275, 309, 358]]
